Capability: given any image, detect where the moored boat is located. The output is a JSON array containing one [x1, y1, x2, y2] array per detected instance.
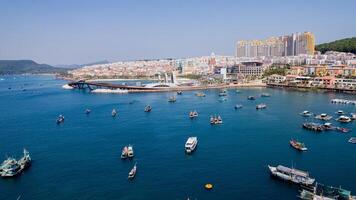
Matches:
[[234, 104, 243, 109], [185, 137, 198, 154], [144, 105, 152, 112], [210, 115, 222, 125], [189, 111, 198, 119], [127, 145, 134, 158], [300, 111, 312, 117], [195, 92, 206, 97], [351, 113, 356, 120], [1, 149, 31, 178], [335, 110, 345, 115], [121, 146, 128, 159], [111, 109, 117, 117], [261, 93, 270, 97], [256, 104, 267, 109], [218, 89, 227, 96], [177, 91, 183, 95], [299, 183, 356, 200], [85, 109, 91, 115], [336, 115, 352, 123], [168, 96, 176, 102], [128, 163, 137, 179], [303, 122, 325, 132], [336, 127, 350, 133], [290, 139, 308, 151], [349, 137, 356, 144], [315, 113, 332, 121], [247, 96, 256, 100], [267, 165, 315, 186], [56, 115, 65, 124]]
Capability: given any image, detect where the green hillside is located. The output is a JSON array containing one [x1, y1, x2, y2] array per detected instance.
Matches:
[[316, 37, 356, 54], [0, 60, 67, 74]]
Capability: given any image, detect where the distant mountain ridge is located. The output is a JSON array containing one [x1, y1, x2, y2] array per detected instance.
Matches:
[[54, 60, 110, 69], [316, 37, 356, 54], [0, 60, 67, 74]]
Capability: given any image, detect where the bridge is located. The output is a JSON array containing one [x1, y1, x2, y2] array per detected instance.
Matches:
[[68, 80, 158, 91]]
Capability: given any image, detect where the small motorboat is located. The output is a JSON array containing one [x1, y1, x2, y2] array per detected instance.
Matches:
[[56, 115, 65, 124], [144, 105, 152, 112], [210, 115, 222, 125], [121, 146, 128, 159], [219, 97, 227, 102], [128, 163, 137, 179], [335, 110, 345, 115], [336, 127, 350, 133], [350, 113, 356, 120], [218, 89, 227, 96], [256, 104, 267, 109], [127, 145, 134, 158], [111, 109, 117, 117], [234, 104, 243, 109], [168, 96, 176, 103], [349, 137, 356, 144], [195, 92, 206, 97], [323, 122, 335, 131], [177, 91, 183, 95], [261, 93, 270, 97], [185, 137, 198, 153], [336, 115, 352, 123], [300, 110, 312, 117], [189, 111, 198, 119], [315, 113, 332, 121], [290, 139, 308, 151], [247, 96, 256, 100], [235, 90, 240, 93], [85, 109, 91, 115]]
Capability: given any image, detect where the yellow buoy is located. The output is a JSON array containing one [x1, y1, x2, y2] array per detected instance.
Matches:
[[205, 183, 213, 190]]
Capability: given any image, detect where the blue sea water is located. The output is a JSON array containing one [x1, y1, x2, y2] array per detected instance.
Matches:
[[0, 75, 355, 200]]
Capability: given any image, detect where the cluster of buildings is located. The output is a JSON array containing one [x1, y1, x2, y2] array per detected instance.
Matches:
[[236, 32, 315, 57], [267, 63, 356, 90], [67, 31, 355, 91]]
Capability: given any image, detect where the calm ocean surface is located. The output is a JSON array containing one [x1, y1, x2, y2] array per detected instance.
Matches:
[[0, 75, 355, 200]]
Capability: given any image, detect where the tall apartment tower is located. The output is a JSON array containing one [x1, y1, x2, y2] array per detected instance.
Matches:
[[236, 32, 315, 57]]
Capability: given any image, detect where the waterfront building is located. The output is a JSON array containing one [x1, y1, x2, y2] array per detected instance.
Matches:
[[267, 74, 286, 83]]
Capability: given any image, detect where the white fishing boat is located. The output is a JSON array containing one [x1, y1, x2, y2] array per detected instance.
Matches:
[[185, 137, 198, 153], [56, 115, 65, 124], [268, 165, 315, 186], [144, 105, 152, 112], [127, 145, 134, 158], [349, 137, 356, 144], [111, 109, 117, 117], [336, 115, 352, 123], [121, 146, 128, 159], [189, 111, 198, 118], [128, 163, 137, 179], [235, 104, 243, 109], [335, 110, 345, 115], [315, 113, 332, 121], [256, 104, 267, 109], [300, 111, 312, 117], [351, 113, 356, 120]]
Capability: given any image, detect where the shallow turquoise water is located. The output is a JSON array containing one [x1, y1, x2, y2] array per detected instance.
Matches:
[[0, 75, 355, 199]]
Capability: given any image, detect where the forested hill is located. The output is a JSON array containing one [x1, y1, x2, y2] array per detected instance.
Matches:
[[0, 60, 67, 74], [316, 37, 356, 54]]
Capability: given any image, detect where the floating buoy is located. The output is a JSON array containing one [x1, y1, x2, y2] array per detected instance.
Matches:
[[205, 183, 213, 190]]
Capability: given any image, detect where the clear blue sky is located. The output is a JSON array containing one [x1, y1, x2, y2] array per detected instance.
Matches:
[[0, 0, 355, 65]]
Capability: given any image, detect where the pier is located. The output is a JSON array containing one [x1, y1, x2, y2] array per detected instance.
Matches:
[[67, 80, 266, 93], [68, 80, 156, 91]]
